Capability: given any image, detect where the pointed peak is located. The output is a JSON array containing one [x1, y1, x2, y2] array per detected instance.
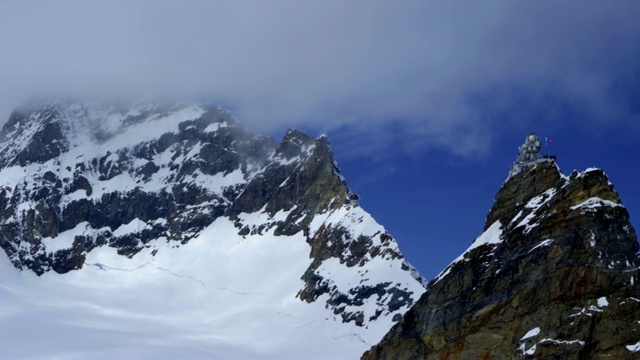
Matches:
[[277, 129, 320, 160], [281, 128, 314, 146], [365, 137, 640, 360]]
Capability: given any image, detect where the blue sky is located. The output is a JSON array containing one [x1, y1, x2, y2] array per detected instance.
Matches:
[[332, 124, 640, 279], [1, 1, 639, 280]]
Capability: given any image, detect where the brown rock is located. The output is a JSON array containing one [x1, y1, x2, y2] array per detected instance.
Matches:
[[363, 160, 640, 359]]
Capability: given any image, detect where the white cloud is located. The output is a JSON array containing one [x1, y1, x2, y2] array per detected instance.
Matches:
[[0, 0, 638, 157]]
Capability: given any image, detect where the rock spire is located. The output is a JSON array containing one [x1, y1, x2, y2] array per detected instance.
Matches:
[[363, 141, 640, 359]]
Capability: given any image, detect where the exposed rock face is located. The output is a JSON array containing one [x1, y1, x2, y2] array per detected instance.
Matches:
[[0, 100, 425, 330], [363, 159, 640, 359]]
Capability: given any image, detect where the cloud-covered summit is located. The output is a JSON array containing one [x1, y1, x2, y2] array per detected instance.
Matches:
[[1, 0, 638, 158]]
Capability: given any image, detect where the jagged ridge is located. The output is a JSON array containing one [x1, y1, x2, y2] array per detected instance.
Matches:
[[0, 100, 426, 341]]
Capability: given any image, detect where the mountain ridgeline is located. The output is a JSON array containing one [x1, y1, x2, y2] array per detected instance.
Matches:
[[364, 154, 640, 358], [4, 102, 637, 359], [0, 101, 426, 336]]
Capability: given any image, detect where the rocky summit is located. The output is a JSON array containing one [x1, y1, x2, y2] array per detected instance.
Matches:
[[363, 156, 640, 359], [0, 100, 425, 358]]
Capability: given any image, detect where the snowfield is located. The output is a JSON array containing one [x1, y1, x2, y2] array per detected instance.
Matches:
[[0, 211, 409, 359]]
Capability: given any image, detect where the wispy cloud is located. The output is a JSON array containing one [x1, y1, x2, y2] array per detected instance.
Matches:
[[0, 0, 638, 157]]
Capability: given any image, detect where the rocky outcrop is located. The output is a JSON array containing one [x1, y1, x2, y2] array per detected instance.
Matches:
[[229, 130, 346, 222], [0, 104, 68, 167], [363, 160, 640, 359]]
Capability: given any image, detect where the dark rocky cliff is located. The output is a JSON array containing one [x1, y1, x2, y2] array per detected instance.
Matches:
[[363, 159, 640, 359]]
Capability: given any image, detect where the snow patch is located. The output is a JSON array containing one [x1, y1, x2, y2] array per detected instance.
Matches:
[[597, 297, 609, 307], [540, 338, 584, 346], [466, 221, 503, 252], [432, 221, 503, 284], [569, 308, 593, 317], [514, 189, 557, 233], [521, 327, 541, 340], [528, 239, 554, 253], [570, 197, 623, 211], [525, 189, 556, 209], [42, 222, 92, 253], [112, 218, 151, 237], [580, 167, 601, 175], [628, 341, 640, 352], [522, 344, 536, 355], [203, 122, 229, 133]]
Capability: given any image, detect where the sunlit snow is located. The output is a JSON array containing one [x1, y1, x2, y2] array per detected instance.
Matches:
[[528, 239, 554, 253], [570, 197, 623, 211], [597, 296, 609, 307], [627, 341, 640, 352], [0, 210, 411, 359], [432, 221, 503, 284], [521, 327, 541, 340]]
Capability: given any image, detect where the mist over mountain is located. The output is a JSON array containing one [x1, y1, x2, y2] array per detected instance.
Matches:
[[0, 100, 426, 359], [1, 100, 638, 359]]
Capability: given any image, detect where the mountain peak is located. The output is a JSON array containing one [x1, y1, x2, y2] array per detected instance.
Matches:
[[364, 135, 640, 359], [0, 100, 425, 358], [0, 105, 67, 167]]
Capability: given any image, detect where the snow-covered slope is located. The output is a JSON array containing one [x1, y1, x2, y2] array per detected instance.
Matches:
[[0, 210, 408, 359], [0, 100, 426, 359]]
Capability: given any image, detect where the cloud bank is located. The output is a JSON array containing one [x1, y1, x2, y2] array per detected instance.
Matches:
[[1, 0, 638, 157]]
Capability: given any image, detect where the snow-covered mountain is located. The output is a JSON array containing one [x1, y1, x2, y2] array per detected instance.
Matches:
[[364, 157, 640, 359], [0, 100, 426, 359]]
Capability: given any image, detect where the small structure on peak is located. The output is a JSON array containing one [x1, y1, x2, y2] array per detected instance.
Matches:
[[517, 133, 541, 163], [509, 133, 555, 177]]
